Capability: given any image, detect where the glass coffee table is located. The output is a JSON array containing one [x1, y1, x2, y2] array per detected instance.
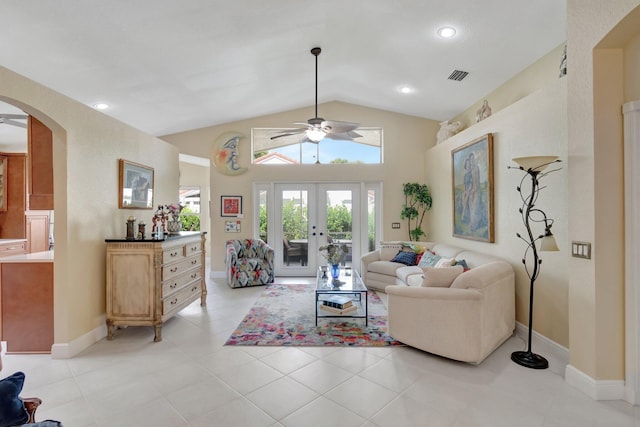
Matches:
[[315, 266, 368, 326]]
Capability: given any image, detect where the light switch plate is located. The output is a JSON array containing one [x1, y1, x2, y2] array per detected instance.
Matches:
[[391, 222, 401, 229], [572, 241, 591, 259]]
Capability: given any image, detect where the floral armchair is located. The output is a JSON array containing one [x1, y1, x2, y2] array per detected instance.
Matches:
[[225, 239, 275, 288]]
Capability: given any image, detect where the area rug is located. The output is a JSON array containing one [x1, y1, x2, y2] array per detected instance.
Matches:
[[225, 283, 403, 347]]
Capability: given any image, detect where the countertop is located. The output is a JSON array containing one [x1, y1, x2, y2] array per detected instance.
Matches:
[[105, 231, 206, 243], [0, 250, 54, 263]]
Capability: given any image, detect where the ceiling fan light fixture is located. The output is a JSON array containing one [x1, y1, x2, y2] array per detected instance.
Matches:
[[306, 128, 325, 142], [93, 103, 110, 110]]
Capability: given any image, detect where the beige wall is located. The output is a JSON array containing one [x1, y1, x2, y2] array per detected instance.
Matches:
[[0, 65, 179, 349], [567, 0, 640, 381], [163, 101, 440, 271], [452, 44, 567, 129], [425, 78, 569, 347]]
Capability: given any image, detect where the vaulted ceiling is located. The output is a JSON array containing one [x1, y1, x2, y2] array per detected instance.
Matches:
[[0, 0, 565, 143]]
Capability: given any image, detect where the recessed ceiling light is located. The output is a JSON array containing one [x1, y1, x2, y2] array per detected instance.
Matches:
[[93, 103, 110, 110], [399, 86, 413, 94], [437, 27, 457, 38]]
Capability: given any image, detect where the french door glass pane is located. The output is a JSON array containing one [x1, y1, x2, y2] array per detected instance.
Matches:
[[325, 190, 353, 267], [281, 190, 309, 266]]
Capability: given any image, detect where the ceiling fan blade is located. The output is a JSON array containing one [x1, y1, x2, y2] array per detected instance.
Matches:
[[321, 120, 359, 134], [323, 132, 359, 141], [292, 121, 316, 129], [270, 128, 306, 140]]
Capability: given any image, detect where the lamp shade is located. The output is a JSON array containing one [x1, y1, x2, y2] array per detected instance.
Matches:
[[540, 233, 559, 252], [512, 156, 559, 172]]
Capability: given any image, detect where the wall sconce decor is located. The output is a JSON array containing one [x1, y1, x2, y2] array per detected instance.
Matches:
[[510, 155, 562, 369]]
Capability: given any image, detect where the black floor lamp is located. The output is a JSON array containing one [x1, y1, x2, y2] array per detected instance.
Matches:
[[510, 156, 562, 370]]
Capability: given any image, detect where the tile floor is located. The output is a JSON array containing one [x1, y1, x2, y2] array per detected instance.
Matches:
[[2, 275, 640, 426]]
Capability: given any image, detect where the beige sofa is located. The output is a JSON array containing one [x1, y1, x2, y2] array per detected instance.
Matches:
[[361, 241, 515, 364]]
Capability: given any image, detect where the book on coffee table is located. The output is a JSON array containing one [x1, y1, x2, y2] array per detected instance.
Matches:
[[323, 295, 353, 309], [319, 304, 357, 315]]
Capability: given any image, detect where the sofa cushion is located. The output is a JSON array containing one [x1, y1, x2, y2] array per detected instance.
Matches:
[[396, 265, 423, 283], [368, 260, 404, 276], [422, 265, 464, 287], [417, 252, 441, 268], [390, 250, 418, 266]]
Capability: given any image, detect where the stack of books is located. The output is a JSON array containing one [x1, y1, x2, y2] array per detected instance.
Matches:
[[320, 295, 357, 314]]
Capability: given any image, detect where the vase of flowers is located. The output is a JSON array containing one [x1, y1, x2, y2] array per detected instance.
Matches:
[[165, 203, 184, 234], [318, 243, 347, 279]]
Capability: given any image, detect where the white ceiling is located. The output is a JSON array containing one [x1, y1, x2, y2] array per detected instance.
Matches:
[[0, 0, 566, 141]]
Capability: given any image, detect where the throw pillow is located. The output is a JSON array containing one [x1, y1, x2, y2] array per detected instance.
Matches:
[[434, 257, 455, 268], [380, 242, 403, 260], [421, 265, 464, 287], [390, 250, 418, 266], [454, 259, 470, 271], [417, 251, 441, 268], [0, 371, 29, 427]]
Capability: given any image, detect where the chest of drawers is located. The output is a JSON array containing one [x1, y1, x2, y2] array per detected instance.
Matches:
[[105, 232, 206, 341]]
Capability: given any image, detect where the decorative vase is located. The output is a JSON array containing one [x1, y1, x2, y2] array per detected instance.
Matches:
[[331, 264, 340, 279], [167, 220, 181, 234]]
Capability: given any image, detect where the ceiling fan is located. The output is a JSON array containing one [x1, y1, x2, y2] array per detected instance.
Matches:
[[0, 114, 27, 129], [271, 47, 361, 143]]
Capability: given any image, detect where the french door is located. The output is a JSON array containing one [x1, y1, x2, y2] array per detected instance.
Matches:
[[272, 183, 361, 276]]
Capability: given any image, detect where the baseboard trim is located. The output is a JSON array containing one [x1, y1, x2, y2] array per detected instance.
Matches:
[[565, 364, 626, 401], [514, 321, 569, 374], [51, 317, 107, 359]]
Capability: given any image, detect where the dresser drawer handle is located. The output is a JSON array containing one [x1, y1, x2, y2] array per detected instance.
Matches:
[[170, 251, 179, 257], [170, 267, 178, 273], [190, 246, 198, 251], [191, 260, 198, 265], [170, 283, 177, 289], [191, 286, 198, 292], [190, 273, 197, 279], [170, 298, 178, 305]]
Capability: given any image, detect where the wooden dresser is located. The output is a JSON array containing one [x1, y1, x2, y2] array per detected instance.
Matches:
[[105, 232, 207, 342]]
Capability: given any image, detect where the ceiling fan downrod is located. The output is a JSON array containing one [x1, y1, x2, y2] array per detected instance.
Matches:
[[311, 47, 321, 121]]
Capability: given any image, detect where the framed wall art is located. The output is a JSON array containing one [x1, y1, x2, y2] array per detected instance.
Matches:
[[451, 133, 494, 242], [225, 220, 241, 232], [220, 195, 242, 217], [119, 159, 154, 209]]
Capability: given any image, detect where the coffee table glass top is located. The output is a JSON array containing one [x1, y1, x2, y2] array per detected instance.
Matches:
[[316, 267, 367, 292]]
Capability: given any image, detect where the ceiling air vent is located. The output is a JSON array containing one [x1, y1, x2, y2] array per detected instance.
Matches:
[[448, 70, 469, 81]]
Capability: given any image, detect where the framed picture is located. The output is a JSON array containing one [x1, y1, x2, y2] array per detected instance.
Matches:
[[221, 195, 242, 217], [451, 133, 494, 242], [225, 220, 241, 232], [119, 159, 154, 209]]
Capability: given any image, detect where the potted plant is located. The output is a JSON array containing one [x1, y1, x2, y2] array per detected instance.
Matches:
[[400, 182, 433, 241]]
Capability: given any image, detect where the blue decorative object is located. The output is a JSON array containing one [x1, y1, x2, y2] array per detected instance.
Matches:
[[331, 264, 340, 279]]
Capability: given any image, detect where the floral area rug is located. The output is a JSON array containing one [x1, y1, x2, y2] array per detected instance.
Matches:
[[225, 283, 403, 347]]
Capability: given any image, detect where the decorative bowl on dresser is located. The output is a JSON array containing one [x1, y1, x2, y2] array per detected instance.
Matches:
[[105, 231, 207, 342]]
